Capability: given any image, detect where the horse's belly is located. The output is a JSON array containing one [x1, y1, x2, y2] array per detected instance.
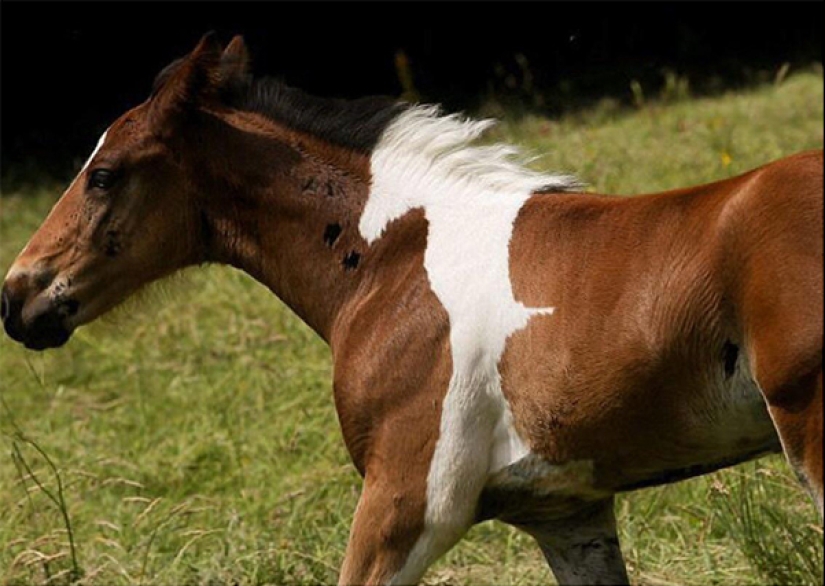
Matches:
[[609, 356, 781, 490], [617, 368, 780, 490], [482, 356, 781, 522], [479, 455, 610, 524]]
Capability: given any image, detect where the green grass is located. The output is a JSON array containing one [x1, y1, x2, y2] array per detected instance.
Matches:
[[1, 71, 823, 585]]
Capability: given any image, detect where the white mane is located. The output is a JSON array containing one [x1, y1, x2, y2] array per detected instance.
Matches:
[[360, 105, 581, 244]]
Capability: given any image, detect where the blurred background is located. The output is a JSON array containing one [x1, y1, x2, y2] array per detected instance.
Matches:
[[1, 1, 821, 187]]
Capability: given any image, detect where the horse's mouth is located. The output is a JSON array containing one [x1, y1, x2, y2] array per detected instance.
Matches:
[[20, 324, 73, 350], [3, 309, 74, 350], [1, 287, 76, 350]]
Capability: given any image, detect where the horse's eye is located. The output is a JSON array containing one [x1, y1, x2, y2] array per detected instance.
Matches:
[[89, 169, 116, 190]]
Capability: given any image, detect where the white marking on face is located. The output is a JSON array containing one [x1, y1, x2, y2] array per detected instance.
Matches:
[[71, 129, 109, 188], [361, 107, 579, 582], [6, 130, 110, 273], [58, 128, 110, 201], [86, 130, 109, 169]]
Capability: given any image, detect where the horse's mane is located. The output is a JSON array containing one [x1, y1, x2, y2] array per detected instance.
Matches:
[[153, 62, 580, 193], [227, 79, 582, 194], [372, 105, 582, 195], [226, 77, 409, 153], [150, 57, 406, 153]]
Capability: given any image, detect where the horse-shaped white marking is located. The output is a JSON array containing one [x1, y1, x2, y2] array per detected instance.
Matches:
[[360, 106, 579, 581]]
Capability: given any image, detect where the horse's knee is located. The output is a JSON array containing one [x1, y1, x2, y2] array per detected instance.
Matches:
[[340, 485, 427, 585], [339, 474, 474, 586]]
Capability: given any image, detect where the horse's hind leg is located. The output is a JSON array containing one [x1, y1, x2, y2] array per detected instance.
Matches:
[[746, 283, 823, 513], [737, 157, 823, 514], [521, 498, 629, 585], [755, 357, 823, 514]]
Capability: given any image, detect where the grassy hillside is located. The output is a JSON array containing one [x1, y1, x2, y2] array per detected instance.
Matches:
[[0, 71, 822, 585]]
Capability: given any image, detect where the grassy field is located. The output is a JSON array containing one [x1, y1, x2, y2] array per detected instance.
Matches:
[[1, 71, 823, 585]]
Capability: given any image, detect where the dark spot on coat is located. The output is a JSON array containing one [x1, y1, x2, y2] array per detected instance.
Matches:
[[343, 251, 360, 270], [324, 223, 342, 247]]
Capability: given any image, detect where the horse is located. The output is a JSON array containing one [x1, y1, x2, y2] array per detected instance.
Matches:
[[2, 34, 822, 585]]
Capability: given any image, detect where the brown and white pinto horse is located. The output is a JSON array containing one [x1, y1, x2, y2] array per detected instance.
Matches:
[[2, 35, 822, 585]]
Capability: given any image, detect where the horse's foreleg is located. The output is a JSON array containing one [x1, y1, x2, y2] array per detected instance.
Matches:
[[338, 471, 472, 586], [338, 475, 426, 585], [337, 409, 482, 586], [521, 498, 629, 586]]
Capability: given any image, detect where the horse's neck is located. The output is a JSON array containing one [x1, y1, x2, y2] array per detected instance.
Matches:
[[201, 117, 374, 341]]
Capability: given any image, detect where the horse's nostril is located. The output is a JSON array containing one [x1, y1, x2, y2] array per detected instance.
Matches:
[[59, 299, 80, 317]]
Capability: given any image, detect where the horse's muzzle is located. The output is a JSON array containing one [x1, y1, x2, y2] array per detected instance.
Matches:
[[1, 280, 74, 350]]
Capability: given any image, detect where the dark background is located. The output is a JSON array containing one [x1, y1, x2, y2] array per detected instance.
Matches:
[[1, 1, 822, 185]]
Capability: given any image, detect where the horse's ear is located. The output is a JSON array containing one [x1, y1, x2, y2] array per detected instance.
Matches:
[[219, 35, 251, 87], [148, 32, 224, 132]]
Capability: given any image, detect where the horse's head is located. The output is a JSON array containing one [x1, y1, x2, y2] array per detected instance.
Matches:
[[2, 34, 250, 350]]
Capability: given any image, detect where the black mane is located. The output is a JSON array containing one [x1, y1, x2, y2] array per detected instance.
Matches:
[[150, 53, 408, 153], [226, 77, 409, 153]]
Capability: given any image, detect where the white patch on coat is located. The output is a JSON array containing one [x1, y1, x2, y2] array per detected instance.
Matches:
[[360, 106, 580, 583]]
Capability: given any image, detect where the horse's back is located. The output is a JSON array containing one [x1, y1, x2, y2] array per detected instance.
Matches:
[[720, 149, 823, 259]]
